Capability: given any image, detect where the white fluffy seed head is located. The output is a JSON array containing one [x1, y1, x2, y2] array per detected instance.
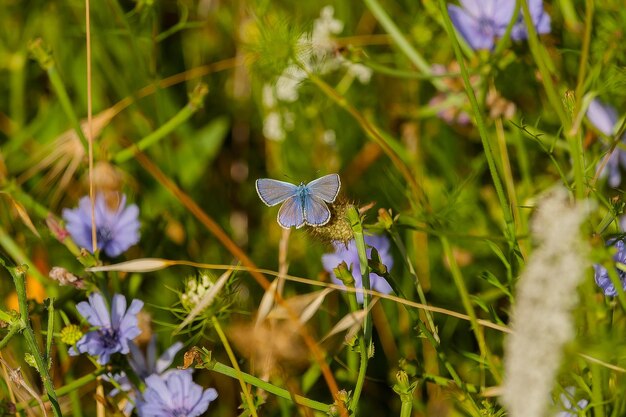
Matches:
[[501, 187, 592, 417]]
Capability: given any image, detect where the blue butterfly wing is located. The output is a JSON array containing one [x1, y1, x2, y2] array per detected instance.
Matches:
[[306, 173, 341, 202], [256, 179, 298, 206], [277, 196, 305, 229], [304, 195, 331, 227]]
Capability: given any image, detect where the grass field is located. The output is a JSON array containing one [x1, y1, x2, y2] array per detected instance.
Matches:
[[1, 0, 625, 416]]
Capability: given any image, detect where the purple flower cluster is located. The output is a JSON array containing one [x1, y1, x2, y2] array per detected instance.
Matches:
[[594, 240, 626, 297], [72, 293, 218, 415], [555, 386, 589, 417], [63, 194, 140, 257], [137, 370, 218, 417], [448, 0, 550, 50], [587, 99, 626, 187], [106, 336, 185, 413], [322, 234, 393, 304], [70, 293, 143, 365]]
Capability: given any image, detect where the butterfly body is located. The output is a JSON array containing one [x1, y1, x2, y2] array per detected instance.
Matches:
[[256, 174, 341, 229]]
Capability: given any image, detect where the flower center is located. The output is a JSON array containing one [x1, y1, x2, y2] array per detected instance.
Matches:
[[96, 226, 113, 246], [477, 16, 496, 38], [98, 327, 120, 349]]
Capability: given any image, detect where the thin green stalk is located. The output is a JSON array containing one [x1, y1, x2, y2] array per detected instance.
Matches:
[[420, 373, 480, 393], [519, 0, 586, 199], [3, 183, 97, 265], [363, 0, 446, 91], [3, 183, 51, 219], [0, 309, 14, 323], [45, 299, 54, 364], [492, 0, 521, 58], [591, 364, 606, 417], [1, 260, 63, 417], [346, 207, 372, 343], [574, 0, 594, 114], [28, 40, 89, 150], [16, 368, 106, 411], [341, 262, 369, 413], [207, 361, 330, 413], [54, 314, 83, 417], [345, 207, 372, 413], [441, 236, 502, 383], [559, 0, 581, 30], [0, 322, 23, 350], [388, 227, 439, 341], [306, 71, 422, 206], [0, 225, 57, 296], [211, 316, 259, 417], [436, 0, 517, 248], [394, 371, 415, 417], [114, 84, 209, 163], [9, 52, 26, 128], [495, 118, 522, 234]]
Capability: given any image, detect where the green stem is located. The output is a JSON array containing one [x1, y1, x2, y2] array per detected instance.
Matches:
[[520, 0, 586, 199], [345, 207, 372, 413], [1, 260, 63, 417], [28, 39, 89, 150], [16, 369, 106, 411], [0, 308, 14, 323], [363, 0, 446, 91], [0, 322, 23, 350], [388, 227, 439, 341], [559, 0, 581, 30], [211, 316, 259, 417], [9, 52, 26, 128], [492, 0, 520, 58], [208, 361, 330, 413], [591, 364, 606, 417], [346, 207, 372, 343], [306, 71, 422, 205], [441, 236, 501, 383], [436, 0, 517, 247], [420, 373, 480, 393], [0, 225, 57, 296], [4, 183, 98, 265], [55, 313, 83, 417], [574, 0, 594, 114], [45, 299, 55, 364], [114, 84, 208, 163]]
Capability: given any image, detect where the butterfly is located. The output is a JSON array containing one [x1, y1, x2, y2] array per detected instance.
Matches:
[[256, 174, 341, 229]]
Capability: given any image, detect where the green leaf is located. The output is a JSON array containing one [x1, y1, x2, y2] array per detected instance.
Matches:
[[177, 116, 230, 188]]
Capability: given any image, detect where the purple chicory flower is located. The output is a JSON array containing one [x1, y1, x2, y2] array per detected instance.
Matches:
[[587, 99, 626, 187], [63, 194, 140, 257], [70, 293, 144, 365], [129, 336, 184, 380], [510, 0, 551, 41], [448, 0, 516, 50], [554, 386, 589, 417], [594, 240, 626, 297], [448, 0, 550, 50], [105, 336, 184, 413], [136, 370, 218, 417], [322, 234, 393, 304]]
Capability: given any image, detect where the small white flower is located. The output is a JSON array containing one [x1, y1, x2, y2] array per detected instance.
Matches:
[[263, 111, 285, 141], [346, 62, 372, 84], [323, 130, 336, 145], [311, 6, 344, 58], [283, 112, 295, 130], [262, 84, 276, 108], [181, 274, 217, 311], [275, 65, 307, 102]]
